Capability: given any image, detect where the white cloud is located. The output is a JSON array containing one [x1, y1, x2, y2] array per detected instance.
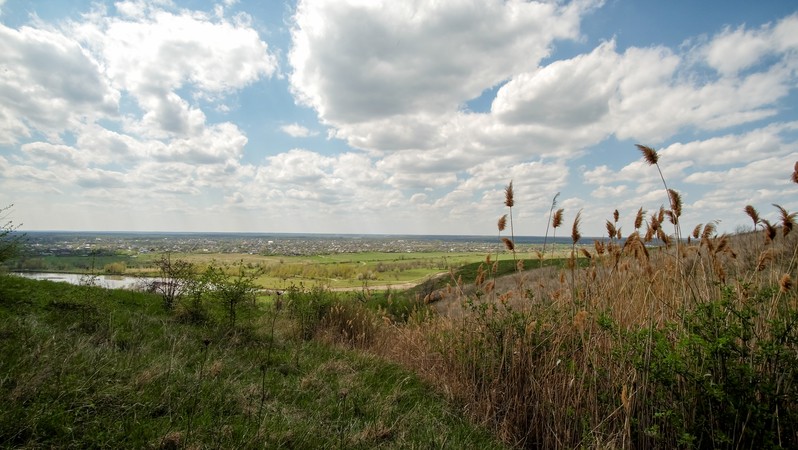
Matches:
[[661, 122, 798, 166], [0, 23, 120, 142], [289, 0, 592, 139], [70, 3, 277, 138], [591, 185, 627, 199], [493, 41, 619, 128], [280, 123, 317, 137], [702, 13, 798, 76]]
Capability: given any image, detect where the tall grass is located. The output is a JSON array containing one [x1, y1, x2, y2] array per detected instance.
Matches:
[[306, 147, 798, 449]]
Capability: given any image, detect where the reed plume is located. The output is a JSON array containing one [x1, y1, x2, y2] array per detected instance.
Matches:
[[638, 144, 682, 257], [504, 181, 514, 208], [634, 207, 644, 230], [503, 181, 517, 267], [762, 219, 777, 244], [553, 208, 564, 229], [773, 204, 796, 237], [637, 144, 659, 165], [548, 208, 565, 259], [569, 210, 583, 309], [668, 189, 682, 222], [606, 220, 616, 241], [744, 205, 761, 231], [497, 214, 508, 275], [792, 161, 798, 184], [541, 193, 561, 264], [691, 223, 702, 240], [497, 214, 507, 232], [572, 210, 582, 245]]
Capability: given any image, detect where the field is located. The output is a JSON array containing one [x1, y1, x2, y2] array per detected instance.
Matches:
[[13, 244, 557, 290]]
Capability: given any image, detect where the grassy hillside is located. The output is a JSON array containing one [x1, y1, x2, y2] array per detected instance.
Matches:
[[0, 276, 503, 449]]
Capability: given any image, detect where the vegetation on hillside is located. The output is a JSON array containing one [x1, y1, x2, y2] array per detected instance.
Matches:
[[2, 150, 797, 449], [295, 148, 798, 449], [0, 275, 502, 448]]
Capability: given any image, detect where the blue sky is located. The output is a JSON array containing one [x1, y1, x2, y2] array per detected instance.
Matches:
[[1, 0, 797, 237]]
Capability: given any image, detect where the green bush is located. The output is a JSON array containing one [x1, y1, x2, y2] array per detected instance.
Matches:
[[633, 285, 798, 448], [286, 285, 338, 340]]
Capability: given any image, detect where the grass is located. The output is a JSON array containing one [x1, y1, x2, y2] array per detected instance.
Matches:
[[11, 249, 561, 290], [294, 147, 798, 449], [0, 275, 503, 449]]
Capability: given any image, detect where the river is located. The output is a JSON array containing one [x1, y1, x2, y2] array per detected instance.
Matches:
[[12, 272, 156, 290]]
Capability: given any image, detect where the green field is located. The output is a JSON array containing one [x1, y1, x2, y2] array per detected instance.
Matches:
[[13, 249, 555, 290]]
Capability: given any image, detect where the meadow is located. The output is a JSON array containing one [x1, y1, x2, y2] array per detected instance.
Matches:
[[12, 246, 552, 290]]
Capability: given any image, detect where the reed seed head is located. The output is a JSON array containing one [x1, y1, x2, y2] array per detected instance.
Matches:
[[636, 144, 659, 165], [668, 189, 682, 218], [501, 237, 515, 251], [665, 210, 676, 225], [757, 249, 774, 271], [504, 181, 514, 208], [762, 219, 777, 244], [792, 161, 798, 184], [594, 240, 605, 255], [744, 205, 760, 227], [701, 222, 717, 241], [571, 210, 582, 244], [613, 209, 619, 223], [606, 220, 616, 240], [634, 207, 644, 230], [692, 223, 702, 239], [773, 203, 796, 237], [497, 214, 507, 232], [552, 208, 564, 229]]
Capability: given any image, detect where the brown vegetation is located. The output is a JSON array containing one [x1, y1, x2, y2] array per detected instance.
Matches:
[[310, 147, 798, 449]]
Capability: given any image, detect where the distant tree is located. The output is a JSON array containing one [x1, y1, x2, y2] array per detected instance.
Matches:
[[153, 252, 195, 311], [205, 260, 262, 327], [0, 204, 23, 266]]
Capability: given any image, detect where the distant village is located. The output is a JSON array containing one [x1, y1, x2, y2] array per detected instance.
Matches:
[[19, 231, 513, 257]]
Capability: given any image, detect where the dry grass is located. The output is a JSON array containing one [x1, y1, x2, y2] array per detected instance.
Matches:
[[309, 148, 798, 449]]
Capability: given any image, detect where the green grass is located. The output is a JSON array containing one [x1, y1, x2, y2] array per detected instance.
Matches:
[[0, 275, 504, 449]]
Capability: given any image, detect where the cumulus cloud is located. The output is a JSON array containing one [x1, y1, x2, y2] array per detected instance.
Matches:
[[0, 23, 119, 142], [70, 3, 277, 138], [289, 0, 593, 145], [701, 13, 798, 76]]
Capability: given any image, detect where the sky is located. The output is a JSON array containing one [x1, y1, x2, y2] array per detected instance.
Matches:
[[1, 0, 797, 237]]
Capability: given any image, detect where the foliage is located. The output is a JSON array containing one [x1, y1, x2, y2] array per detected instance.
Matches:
[[631, 286, 798, 448], [204, 260, 262, 328], [0, 204, 23, 267], [152, 252, 196, 311], [286, 285, 338, 340]]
